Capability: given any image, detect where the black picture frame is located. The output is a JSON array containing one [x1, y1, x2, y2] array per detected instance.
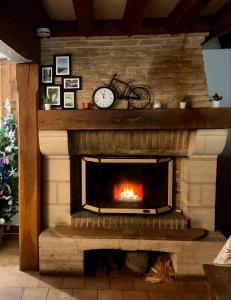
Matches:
[[63, 90, 76, 109], [63, 76, 82, 90], [46, 85, 62, 107], [41, 66, 53, 84], [54, 54, 71, 76]]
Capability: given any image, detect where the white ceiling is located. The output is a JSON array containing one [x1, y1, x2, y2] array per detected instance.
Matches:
[[41, 0, 230, 21]]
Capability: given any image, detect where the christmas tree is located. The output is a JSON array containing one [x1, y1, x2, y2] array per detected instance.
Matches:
[[0, 100, 18, 225]]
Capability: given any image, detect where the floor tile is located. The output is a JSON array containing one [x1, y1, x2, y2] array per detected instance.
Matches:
[[133, 278, 159, 291], [123, 290, 150, 300], [15, 274, 40, 288], [98, 289, 123, 300], [86, 277, 109, 289], [0, 287, 24, 300], [38, 275, 64, 288], [62, 277, 85, 289], [21, 287, 48, 300], [0, 274, 19, 287], [47, 288, 73, 300], [149, 291, 200, 300], [110, 278, 133, 290], [72, 289, 97, 300]]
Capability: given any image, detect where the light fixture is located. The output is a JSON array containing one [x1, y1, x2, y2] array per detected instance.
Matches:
[[36, 27, 51, 38]]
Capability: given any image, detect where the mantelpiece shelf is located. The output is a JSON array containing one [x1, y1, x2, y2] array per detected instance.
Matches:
[[38, 108, 231, 130]]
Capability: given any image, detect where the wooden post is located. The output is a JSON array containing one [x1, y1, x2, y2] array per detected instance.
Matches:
[[16, 64, 40, 270]]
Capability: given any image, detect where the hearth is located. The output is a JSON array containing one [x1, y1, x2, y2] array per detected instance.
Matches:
[[81, 157, 173, 214]]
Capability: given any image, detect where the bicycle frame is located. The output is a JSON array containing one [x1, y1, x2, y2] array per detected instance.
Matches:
[[109, 73, 134, 100]]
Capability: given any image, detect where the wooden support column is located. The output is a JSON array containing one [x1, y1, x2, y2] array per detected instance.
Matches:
[[17, 64, 40, 270]]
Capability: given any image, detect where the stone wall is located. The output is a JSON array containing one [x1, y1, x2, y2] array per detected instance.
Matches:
[[41, 33, 209, 109]]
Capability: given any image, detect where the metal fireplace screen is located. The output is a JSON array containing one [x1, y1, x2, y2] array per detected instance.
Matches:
[[81, 157, 173, 215]]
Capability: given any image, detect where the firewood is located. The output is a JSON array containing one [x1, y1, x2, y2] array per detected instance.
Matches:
[[145, 254, 175, 284]]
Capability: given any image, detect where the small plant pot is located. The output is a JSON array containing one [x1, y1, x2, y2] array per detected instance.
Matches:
[[211, 101, 220, 108], [180, 102, 186, 109], [44, 103, 51, 110]]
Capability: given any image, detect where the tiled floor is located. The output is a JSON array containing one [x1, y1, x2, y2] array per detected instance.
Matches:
[[0, 235, 210, 300]]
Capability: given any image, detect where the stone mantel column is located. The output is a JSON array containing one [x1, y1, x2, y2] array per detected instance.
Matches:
[[39, 131, 71, 227], [182, 129, 227, 230]]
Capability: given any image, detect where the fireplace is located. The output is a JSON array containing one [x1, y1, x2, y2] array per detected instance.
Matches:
[[39, 128, 227, 276], [81, 157, 173, 214]]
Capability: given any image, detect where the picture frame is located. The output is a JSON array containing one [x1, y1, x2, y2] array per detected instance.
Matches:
[[63, 76, 81, 90], [54, 54, 71, 76], [46, 85, 62, 107], [63, 91, 76, 109], [41, 66, 53, 84]]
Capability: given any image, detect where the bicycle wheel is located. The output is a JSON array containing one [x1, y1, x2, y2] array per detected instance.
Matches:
[[128, 86, 151, 109]]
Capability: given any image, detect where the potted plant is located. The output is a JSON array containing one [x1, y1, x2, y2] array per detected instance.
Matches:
[[43, 96, 51, 110], [209, 93, 222, 108], [179, 95, 191, 109]]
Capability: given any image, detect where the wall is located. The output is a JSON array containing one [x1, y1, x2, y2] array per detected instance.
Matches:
[[202, 49, 231, 157], [41, 33, 209, 109], [0, 59, 17, 119]]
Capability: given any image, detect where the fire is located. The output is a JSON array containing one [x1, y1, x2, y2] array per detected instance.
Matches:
[[114, 183, 143, 202]]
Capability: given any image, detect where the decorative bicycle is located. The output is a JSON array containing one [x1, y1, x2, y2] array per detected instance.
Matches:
[[92, 73, 151, 109]]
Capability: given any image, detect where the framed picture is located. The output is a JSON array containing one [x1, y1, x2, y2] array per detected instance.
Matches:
[[41, 66, 53, 84], [54, 54, 71, 76], [63, 76, 81, 90], [63, 91, 76, 109], [46, 85, 61, 107]]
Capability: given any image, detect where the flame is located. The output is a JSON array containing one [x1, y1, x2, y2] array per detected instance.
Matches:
[[114, 183, 143, 202]]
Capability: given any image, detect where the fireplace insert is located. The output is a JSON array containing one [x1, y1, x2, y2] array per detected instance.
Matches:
[[81, 157, 173, 215]]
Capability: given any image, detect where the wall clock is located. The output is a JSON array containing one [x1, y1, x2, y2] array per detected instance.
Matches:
[[92, 86, 116, 109]]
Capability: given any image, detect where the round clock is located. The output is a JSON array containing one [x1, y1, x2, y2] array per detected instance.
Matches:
[[92, 86, 116, 109]]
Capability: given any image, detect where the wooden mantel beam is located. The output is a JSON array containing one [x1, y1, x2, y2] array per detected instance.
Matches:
[[72, 0, 93, 35], [38, 108, 231, 131], [166, 0, 212, 33], [123, 0, 151, 35]]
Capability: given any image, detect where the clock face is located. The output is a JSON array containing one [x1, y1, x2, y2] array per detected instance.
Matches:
[[93, 87, 115, 109]]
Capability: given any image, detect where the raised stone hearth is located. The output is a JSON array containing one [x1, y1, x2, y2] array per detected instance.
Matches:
[[39, 128, 227, 276]]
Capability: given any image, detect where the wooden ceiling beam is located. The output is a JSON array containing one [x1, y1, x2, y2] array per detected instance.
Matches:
[[20, 0, 49, 28], [166, 0, 212, 33], [211, 0, 231, 31], [72, 0, 93, 35], [50, 17, 210, 37], [0, 1, 40, 62], [123, 0, 151, 35]]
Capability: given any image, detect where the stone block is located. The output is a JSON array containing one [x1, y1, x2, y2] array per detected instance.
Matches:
[[185, 207, 215, 231], [57, 182, 70, 204], [43, 204, 71, 227], [44, 158, 70, 181], [39, 131, 69, 156], [201, 184, 216, 207], [187, 159, 217, 183], [43, 181, 57, 204]]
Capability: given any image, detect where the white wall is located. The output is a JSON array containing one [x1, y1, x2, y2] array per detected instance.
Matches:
[[202, 49, 231, 156]]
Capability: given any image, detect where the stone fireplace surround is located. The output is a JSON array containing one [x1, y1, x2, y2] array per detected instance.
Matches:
[[39, 128, 227, 276]]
